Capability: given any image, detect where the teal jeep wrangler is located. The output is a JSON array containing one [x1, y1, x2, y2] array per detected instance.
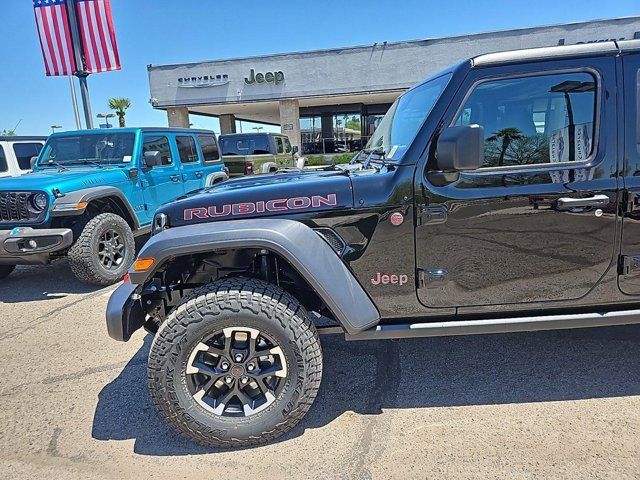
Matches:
[[0, 128, 227, 285]]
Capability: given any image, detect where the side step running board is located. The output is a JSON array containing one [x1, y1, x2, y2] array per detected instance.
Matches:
[[338, 309, 640, 341]]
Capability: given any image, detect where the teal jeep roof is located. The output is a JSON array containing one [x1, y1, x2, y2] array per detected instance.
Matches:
[[48, 127, 216, 138]]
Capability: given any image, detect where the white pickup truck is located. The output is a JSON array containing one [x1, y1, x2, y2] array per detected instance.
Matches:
[[0, 136, 47, 178]]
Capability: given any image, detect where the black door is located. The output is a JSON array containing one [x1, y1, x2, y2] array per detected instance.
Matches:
[[415, 56, 619, 312], [620, 51, 640, 295]]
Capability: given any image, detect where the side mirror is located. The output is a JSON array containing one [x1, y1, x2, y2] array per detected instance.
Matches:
[[143, 151, 162, 168], [436, 124, 484, 172], [30, 156, 38, 170], [291, 145, 299, 155]]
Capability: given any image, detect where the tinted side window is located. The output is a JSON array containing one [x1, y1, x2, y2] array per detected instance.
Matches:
[[142, 136, 172, 166], [275, 137, 284, 154], [0, 146, 7, 172], [13, 142, 43, 170], [176, 136, 199, 163], [197, 135, 220, 163], [283, 137, 292, 153], [455, 72, 596, 168]]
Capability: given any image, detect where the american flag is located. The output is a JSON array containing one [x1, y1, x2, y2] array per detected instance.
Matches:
[[75, 0, 121, 73], [33, 0, 77, 76]]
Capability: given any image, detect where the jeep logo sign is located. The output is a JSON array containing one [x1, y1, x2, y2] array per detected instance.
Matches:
[[245, 69, 285, 85]]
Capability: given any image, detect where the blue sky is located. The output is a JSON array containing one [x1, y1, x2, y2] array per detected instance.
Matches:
[[2, 0, 638, 135]]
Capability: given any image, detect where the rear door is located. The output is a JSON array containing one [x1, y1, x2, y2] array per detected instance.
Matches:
[[139, 134, 185, 216], [619, 51, 640, 294], [415, 56, 619, 312], [175, 134, 203, 193], [197, 134, 224, 183]]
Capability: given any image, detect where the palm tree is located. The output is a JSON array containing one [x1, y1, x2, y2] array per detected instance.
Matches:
[[108, 97, 131, 128], [487, 128, 525, 167]]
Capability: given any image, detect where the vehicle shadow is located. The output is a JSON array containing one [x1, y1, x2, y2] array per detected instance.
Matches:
[[92, 324, 640, 456], [0, 261, 103, 303], [0, 236, 148, 303]]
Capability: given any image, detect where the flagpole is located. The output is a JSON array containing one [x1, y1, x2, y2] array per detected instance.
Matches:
[[68, 76, 82, 130], [66, 0, 93, 129]]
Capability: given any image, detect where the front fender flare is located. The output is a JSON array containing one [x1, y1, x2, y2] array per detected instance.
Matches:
[[130, 219, 380, 334], [51, 186, 141, 229]]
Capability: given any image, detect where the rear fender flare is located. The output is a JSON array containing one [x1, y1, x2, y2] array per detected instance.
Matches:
[[205, 170, 229, 186]]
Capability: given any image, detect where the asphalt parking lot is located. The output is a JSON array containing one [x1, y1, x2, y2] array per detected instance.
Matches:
[[1, 261, 639, 479]]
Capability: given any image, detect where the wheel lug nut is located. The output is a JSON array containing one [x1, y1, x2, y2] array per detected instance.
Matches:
[[240, 376, 249, 384], [247, 363, 255, 372], [234, 354, 243, 362], [224, 376, 233, 384], [221, 362, 230, 370]]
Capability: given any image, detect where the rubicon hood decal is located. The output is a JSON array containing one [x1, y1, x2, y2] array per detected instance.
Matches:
[[184, 193, 338, 221]]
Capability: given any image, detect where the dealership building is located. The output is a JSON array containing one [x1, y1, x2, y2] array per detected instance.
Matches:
[[148, 16, 640, 154]]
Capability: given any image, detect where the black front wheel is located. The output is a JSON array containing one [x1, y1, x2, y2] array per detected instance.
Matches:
[[0, 265, 15, 280], [68, 213, 135, 286], [147, 277, 323, 448]]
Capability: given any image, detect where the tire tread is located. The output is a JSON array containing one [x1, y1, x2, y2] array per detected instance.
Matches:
[[147, 277, 323, 448]]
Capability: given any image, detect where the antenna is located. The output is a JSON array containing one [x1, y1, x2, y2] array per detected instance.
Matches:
[[12, 119, 22, 133]]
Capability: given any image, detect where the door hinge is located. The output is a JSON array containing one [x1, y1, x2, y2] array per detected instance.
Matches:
[[417, 268, 449, 288], [624, 191, 637, 214], [416, 204, 447, 226], [620, 255, 640, 275]]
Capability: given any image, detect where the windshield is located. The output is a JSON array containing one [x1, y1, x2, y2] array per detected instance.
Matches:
[[366, 73, 452, 161], [39, 133, 136, 166]]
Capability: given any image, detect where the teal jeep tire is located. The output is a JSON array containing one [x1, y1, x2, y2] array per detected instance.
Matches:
[[147, 277, 323, 448], [68, 213, 135, 286]]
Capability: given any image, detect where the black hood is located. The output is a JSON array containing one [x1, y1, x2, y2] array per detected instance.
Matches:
[[158, 169, 354, 227]]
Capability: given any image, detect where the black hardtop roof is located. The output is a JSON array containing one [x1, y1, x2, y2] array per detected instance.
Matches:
[[0, 136, 47, 142], [472, 39, 640, 68]]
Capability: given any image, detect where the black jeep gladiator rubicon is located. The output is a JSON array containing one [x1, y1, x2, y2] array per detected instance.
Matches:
[[107, 40, 640, 447]]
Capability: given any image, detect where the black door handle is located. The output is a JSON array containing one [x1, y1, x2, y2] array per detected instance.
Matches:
[[557, 194, 610, 210]]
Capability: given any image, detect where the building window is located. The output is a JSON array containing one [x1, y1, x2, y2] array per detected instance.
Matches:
[[300, 116, 322, 154], [333, 114, 361, 153]]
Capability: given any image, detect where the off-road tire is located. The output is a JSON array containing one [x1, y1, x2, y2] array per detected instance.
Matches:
[[68, 213, 135, 286], [147, 277, 323, 448], [0, 265, 15, 280]]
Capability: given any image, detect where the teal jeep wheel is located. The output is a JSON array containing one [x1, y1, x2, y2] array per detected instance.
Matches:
[[68, 213, 135, 286]]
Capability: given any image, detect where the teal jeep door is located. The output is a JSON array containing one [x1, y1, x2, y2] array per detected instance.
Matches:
[[139, 134, 185, 217], [175, 135, 203, 193]]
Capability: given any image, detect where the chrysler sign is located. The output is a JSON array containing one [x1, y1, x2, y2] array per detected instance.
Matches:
[[178, 74, 229, 88]]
